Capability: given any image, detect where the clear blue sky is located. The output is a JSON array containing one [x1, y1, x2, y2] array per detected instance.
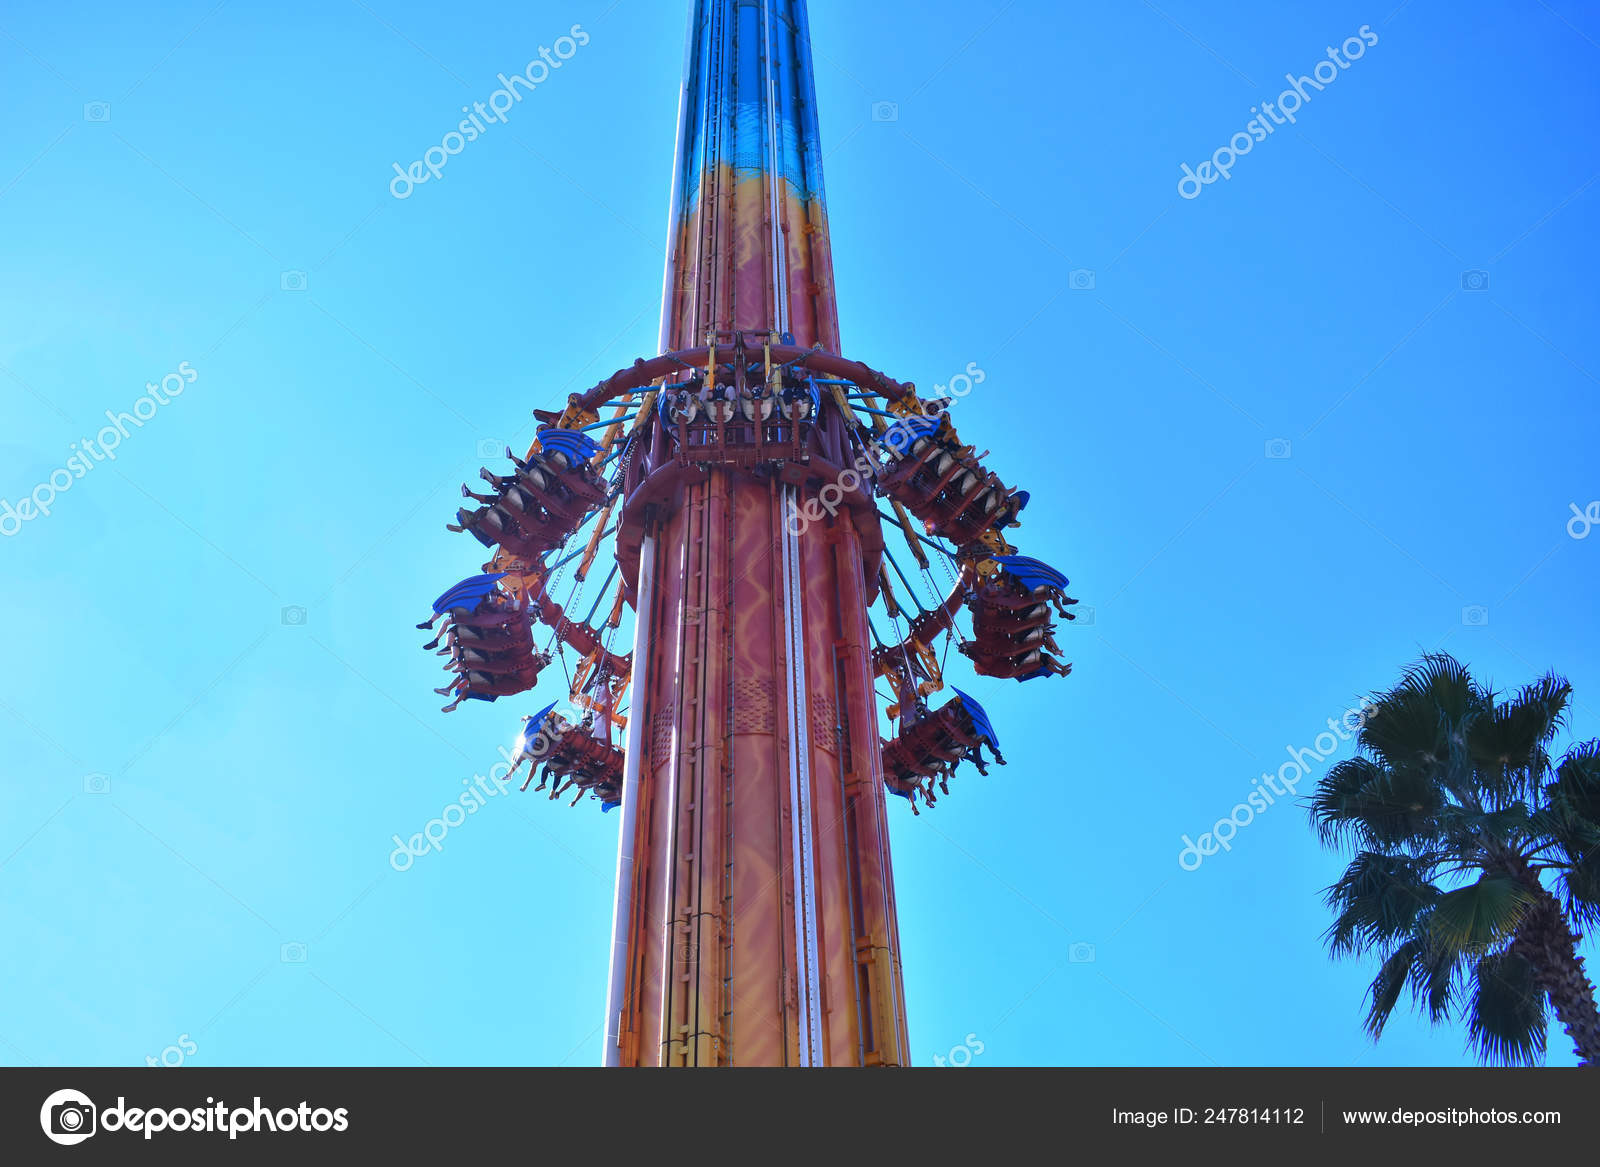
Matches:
[[3, 0, 1598, 1068]]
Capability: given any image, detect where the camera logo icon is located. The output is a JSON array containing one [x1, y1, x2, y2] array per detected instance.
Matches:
[[1462, 605, 1490, 627], [1264, 437, 1292, 459], [1069, 268, 1096, 291], [871, 100, 899, 122], [281, 941, 308, 963], [83, 772, 111, 795], [280, 270, 308, 292], [476, 438, 506, 460], [83, 102, 111, 123], [1461, 269, 1490, 292], [40, 1088, 97, 1146], [1069, 941, 1096, 963], [1073, 605, 1097, 627], [281, 605, 307, 626]]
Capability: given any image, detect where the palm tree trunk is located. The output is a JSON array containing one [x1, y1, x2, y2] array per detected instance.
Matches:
[[1510, 888, 1600, 1066]]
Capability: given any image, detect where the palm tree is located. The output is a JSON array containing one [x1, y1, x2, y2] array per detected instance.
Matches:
[[1310, 653, 1600, 1065]]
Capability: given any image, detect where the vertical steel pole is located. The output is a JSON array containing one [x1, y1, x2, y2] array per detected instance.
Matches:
[[603, 532, 655, 1065]]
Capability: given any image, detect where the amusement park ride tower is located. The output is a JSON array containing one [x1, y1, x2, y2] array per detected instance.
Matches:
[[419, 0, 1075, 1066]]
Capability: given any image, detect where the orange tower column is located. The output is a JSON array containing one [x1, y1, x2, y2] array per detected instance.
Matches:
[[604, 0, 908, 1066]]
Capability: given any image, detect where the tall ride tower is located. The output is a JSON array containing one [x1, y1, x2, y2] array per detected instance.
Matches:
[[420, 0, 1076, 1067], [619, 0, 899, 1068]]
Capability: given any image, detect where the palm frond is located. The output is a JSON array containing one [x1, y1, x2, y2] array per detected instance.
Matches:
[[1403, 653, 1483, 719], [1548, 741, 1600, 825], [1323, 850, 1442, 957], [1436, 804, 1535, 859], [1365, 938, 1421, 1039], [1359, 655, 1492, 797], [1359, 681, 1451, 774], [1554, 851, 1600, 929], [1544, 742, 1600, 926], [1467, 950, 1548, 1066], [1311, 757, 1387, 848], [1425, 876, 1534, 965], [1311, 756, 1449, 851], [1471, 675, 1571, 803], [1408, 925, 1464, 1024]]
